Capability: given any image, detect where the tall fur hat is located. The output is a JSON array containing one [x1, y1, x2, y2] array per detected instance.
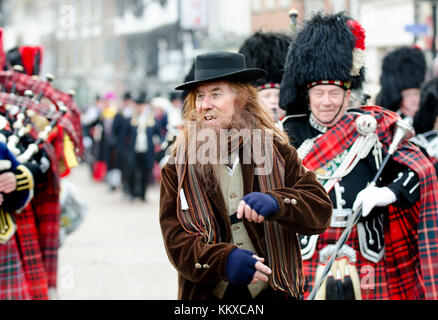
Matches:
[[238, 31, 292, 89], [6, 46, 44, 76], [375, 46, 426, 112], [413, 77, 438, 134], [279, 12, 366, 115]]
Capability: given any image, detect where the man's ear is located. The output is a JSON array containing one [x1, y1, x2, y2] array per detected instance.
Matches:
[[344, 89, 352, 106]]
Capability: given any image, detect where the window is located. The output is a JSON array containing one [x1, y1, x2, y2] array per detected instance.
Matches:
[[253, 0, 262, 13], [279, 0, 290, 9], [265, 0, 276, 11]]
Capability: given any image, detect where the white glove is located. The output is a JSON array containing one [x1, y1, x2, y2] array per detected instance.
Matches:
[[352, 186, 397, 217]]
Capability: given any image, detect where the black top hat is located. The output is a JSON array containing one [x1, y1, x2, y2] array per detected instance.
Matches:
[[175, 51, 266, 91], [135, 91, 148, 104]]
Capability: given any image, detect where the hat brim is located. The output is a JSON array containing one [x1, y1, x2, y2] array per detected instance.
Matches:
[[175, 68, 266, 90]]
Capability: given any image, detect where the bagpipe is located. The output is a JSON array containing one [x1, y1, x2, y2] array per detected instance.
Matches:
[[0, 62, 85, 244], [0, 68, 83, 170]]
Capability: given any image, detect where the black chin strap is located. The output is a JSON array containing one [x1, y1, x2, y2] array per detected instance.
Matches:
[[310, 91, 347, 126]]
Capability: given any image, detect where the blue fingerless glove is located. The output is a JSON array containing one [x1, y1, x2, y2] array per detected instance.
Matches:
[[242, 192, 279, 218], [226, 248, 258, 286]]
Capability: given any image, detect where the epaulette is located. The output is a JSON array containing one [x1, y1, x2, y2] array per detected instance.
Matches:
[[15, 164, 34, 192], [0, 208, 16, 244]]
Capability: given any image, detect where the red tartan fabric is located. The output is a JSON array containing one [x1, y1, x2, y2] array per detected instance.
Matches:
[[0, 69, 69, 296], [302, 226, 390, 299], [302, 106, 438, 299], [32, 142, 61, 289], [14, 205, 49, 299], [0, 236, 31, 300]]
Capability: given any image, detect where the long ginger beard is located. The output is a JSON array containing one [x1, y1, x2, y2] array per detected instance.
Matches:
[[191, 107, 254, 196]]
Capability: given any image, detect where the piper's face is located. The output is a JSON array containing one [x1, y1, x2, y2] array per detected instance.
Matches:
[[308, 84, 351, 127], [195, 81, 237, 131], [258, 88, 285, 121], [400, 88, 420, 118]]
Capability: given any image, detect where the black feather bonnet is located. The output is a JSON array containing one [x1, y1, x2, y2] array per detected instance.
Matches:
[[279, 12, 366, 115], [376, 46, 426, 112], [238, 31, 293, 89]]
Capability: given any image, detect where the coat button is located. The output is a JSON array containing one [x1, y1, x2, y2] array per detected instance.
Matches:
[[230, 193, 237, 199], [291, 198, 298, 205], [203, 264, 210, 269], [195, 263, 202, 269], [284, 198, 291, 205]]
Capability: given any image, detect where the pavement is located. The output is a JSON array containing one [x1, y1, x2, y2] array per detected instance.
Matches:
[[57, 164, 178, 300]]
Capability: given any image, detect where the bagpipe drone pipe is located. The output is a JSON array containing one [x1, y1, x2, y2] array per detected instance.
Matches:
[[0, 64, 86, 250]]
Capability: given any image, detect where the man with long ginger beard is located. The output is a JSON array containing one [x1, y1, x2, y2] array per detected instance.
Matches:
[[159, 51, 332, 300], [187, 80, 270, 195]]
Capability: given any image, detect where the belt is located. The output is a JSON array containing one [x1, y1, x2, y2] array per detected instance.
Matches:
[[330, 208, 352, 228]]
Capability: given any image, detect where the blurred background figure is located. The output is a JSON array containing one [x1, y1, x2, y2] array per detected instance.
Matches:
[[411, 77, 438, 173], [82, 95, 105, 180], [375, 46, 427, 123], [167, 91, 184, 129], [124, 91, 160, 201], [112, 92, 135, 195], [238, 31, 292, 124], [149, 96, 171, 181]]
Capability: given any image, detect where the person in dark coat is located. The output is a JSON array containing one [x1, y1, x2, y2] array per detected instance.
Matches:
[[108, 92, 135, 191], [159, 51, 332, 300], [125, 91, 160, 201]]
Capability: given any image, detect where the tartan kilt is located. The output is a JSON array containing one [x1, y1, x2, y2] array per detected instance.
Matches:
[[0, 236, 31, 300], [0, 206, 49, 300], [14, 205, 49, 299], [33, 143, 61, 289], [302, 225, 389, 300]]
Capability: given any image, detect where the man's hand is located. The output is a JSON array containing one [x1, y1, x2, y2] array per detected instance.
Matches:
[[0, 172, 17, 194], [226, 248, 272, 286], [237, 192, 279, 223], [353, 185, 397, 217], [250, 255, 272, 285]]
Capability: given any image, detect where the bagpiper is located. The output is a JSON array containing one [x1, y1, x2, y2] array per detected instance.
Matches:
[[238, 31, 292, 124], [375, 46, 427, 122], [411, 77, 438, 173], [279, 12, 438, 300], [0, 33, 83, 299]]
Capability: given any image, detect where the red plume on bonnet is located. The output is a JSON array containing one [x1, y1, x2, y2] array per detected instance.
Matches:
[[347, 19, 366, 50], [18, 46, 43, 76], [347, 19, 366, 77]]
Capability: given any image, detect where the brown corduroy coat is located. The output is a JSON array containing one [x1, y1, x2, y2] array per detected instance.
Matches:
[[159, 141, 332, 300]]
